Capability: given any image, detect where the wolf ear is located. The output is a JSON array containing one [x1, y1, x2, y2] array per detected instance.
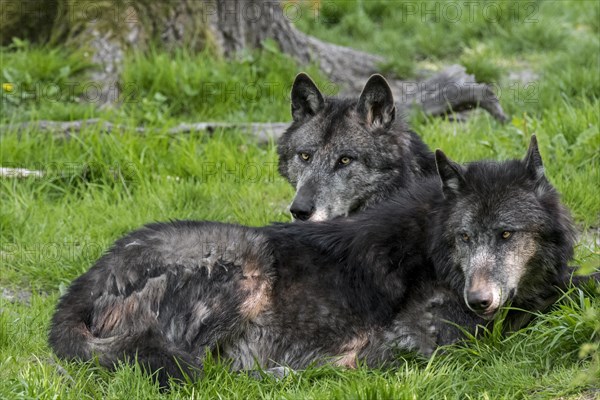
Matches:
[[435, 150, 465, 197], [357, 74, 396, 128], [524, 135, 545, 181], [291, 73, 324, 122]]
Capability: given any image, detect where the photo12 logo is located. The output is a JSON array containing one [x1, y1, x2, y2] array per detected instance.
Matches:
[[199, 162, 279, 183], [399, 1, 539, 23], [1, 241, 104, 265], [1, 81, 139, 104]]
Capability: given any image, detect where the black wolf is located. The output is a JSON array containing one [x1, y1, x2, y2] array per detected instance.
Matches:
[[278, 73, 435, 221], [50, 137, 593, 387]]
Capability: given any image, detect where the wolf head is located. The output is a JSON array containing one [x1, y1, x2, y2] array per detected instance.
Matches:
[[278, 73, 428, 221], [435, 136, 575, 319]]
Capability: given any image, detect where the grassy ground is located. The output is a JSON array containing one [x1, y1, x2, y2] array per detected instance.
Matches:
[[1, 0, 599, 398]]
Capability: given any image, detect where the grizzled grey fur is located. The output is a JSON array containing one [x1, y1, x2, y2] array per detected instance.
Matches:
[[50, 137, 594, 387], [278, 73, 435, 221]]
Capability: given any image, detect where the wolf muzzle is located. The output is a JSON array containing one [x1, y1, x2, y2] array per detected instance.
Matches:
[[290, 182, 316, 221], [466, 289, 494, 313], [465, 272, 502, 318]]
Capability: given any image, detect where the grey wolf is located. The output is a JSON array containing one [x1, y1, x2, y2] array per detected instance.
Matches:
[[278, 73, 435, 221], [49, 136, 595, 387]]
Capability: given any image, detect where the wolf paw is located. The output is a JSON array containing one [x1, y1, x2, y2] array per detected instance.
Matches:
[[418, 311, 438, 357], [426, 292, 446, 309], [417, 292, 450, 356]]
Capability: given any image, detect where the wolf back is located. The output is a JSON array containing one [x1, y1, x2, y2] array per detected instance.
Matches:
[[277, 73, 435, 221]]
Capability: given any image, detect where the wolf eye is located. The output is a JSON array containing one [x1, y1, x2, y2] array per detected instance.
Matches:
[[299, 152, 311, 162], [461, 233, 470, 242], [339, 156, 352, 166], [501, 231, 513, 240]]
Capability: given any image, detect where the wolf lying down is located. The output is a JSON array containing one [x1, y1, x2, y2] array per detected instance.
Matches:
[[50, 137, 595, 386]]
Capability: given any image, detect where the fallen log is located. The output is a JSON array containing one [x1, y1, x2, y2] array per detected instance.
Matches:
[[3, 119, 290, 144]]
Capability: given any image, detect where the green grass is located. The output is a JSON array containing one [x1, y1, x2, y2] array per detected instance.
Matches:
[[1, 0, 599, 398], [1, 288, 597, 399]]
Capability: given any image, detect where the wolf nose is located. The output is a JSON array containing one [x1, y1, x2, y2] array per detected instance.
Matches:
[[466, 290, 493, 312], [290, 205, 314, 221]]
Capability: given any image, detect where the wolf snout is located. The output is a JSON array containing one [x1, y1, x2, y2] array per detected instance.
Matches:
[[290, 198, 314, 221], [290, 182, 317, 221], [466, 290, 495, 315]]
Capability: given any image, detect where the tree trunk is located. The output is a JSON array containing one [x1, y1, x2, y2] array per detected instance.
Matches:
[[205, 0, 506, 121], [1, 0, 506, 121]]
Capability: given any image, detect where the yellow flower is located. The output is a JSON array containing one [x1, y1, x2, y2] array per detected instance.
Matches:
[[2, 83, 14, 92]]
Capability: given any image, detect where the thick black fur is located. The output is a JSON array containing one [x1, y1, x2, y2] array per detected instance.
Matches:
[[49, 137, 596, 387]]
